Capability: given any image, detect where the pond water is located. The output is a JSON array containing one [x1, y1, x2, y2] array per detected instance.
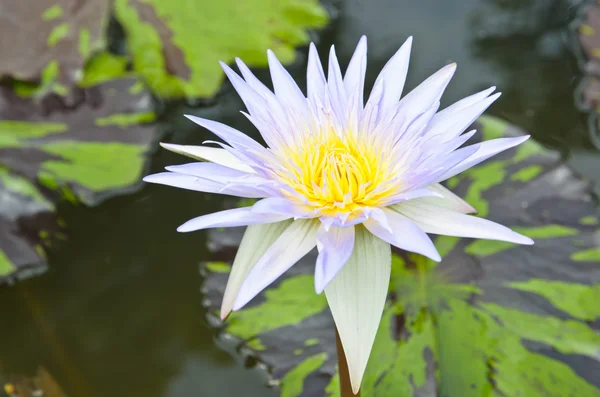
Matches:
[[0, 0, 598, 396]]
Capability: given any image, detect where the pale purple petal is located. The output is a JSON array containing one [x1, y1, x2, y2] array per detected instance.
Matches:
[[251, 197, 315, 218], [392, 201, 533, 245], [343, 35, 367, 109], [267, 49, 308, 114], [307, 43, 327, 104], [143, 172, 270, 198], [183, 114, 265, 153], [423, 92, 501, 145], [401, 144, 479, 191], [232, 219, 320, 310], [396, 63, 456, 127], [158, 143, 255, 173], [378, 187, 443, 207], [177, 206, 292, 233], [429, 86, 496, 129], [327, 45, 347, 122], [367, 36, 412, 115], [235, 57, 274, 99], [315, 225, 355, 293], [437, 136, 530, 182], [419, 183, 477, 214], [165, 162, 250, 179], [363, 208, 441, 261]]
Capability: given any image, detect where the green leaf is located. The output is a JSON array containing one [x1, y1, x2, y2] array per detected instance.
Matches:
[[113, 0, 329, 99], [508, 279, 600, 321]]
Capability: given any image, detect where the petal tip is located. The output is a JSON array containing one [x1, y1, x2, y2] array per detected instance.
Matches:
[[220, 309, 231, 321]]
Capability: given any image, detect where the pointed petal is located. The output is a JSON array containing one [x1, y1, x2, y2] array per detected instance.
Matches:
[[143, 172, 270, 198], [391, 201, 534, 245], [251, 197, 314, 218], [423, 92, 501, 144], [396, 62, 456, 125], [418, 183, 477, 214], [159, 143, 255, 173], [437, 136, 530, 182], [177, 206, 291, 233], [267, 49, 308, 112], [328, 45, 347, 119], [235, 57, 274, 99], [378, 187, 443, 207], [344, 36, 367, 109], [368, 36, 412, 113], [183, 114, 265, 152], [232, 219, 320, 310], [220, 220, 293, 319], [430, 86, 496, 128], [307, 43, 327, 102], [325, 226, 391, 394], [315, 225, 355, 294], [165, 162, 250, 179], [364, 208, 441, 261]]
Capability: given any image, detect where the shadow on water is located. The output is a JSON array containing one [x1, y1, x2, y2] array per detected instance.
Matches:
[[0, 1, 598, 396]]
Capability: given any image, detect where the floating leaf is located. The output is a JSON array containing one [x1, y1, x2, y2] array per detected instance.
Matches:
[[201, 116, 600, 396], [0, 0, 109, 85], [0, 76, 159, 285], [113, 0, 329, 99]]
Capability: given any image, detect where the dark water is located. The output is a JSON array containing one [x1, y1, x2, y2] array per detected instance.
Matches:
[[0, 1, 598, 396]]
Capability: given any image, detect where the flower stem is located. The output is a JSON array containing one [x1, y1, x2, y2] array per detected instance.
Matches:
[[336, 327, 360, 397]]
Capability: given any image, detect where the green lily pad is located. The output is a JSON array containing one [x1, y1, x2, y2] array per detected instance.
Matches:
[[201, 116, 600, 396], [0, 76, 159, 285], [0, 0, 109, 86], [113, 0, 329, 99]]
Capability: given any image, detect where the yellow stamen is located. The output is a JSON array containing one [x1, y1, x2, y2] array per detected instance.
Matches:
[[278, 131, 395, 215]]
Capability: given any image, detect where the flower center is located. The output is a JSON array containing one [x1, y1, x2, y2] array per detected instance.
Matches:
[[279, 133, 394, 215]]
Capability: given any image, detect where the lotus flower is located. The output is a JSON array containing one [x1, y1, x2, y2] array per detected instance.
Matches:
[[144, 36, 533, 393]]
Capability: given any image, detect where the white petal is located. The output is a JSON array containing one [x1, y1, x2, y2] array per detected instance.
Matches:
[[396, 62, 456, 125], [368, 36, 412, 113], [159, 143, 255, 173], [325, 226, 391, 394], [418, 183, 477, 214], [232, 219, 320, 310], [220, 220, 293, 319], [267, 49, 308, 114], [315, 225, 355, 294], [437, 136, 530, 182], [143, 172, 270, 198], [165, 162, 250, 179], [344, 36, 367, 109], [364, 208, 441, 261], [423, 92, 501, 145], [235, 57, 275, 99], [183, 114, 265, 152], [307, 43, 327, 103], [391, 201, 534, 245], [177, 206, 291, 233], [251, 197, 314, 218], [430, 86, 496, 128]]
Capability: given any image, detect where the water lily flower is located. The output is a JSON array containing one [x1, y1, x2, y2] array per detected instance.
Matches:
[[144, 36, 533, 393]]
